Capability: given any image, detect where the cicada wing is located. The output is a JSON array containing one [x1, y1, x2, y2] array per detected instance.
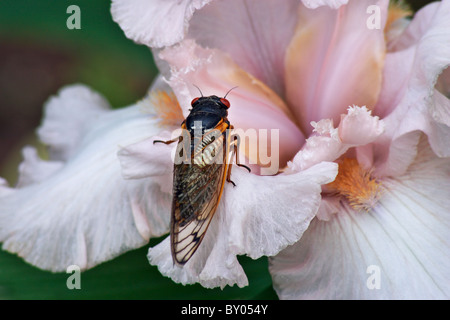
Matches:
[[170, 133, 230, 265], [171, 163, 227, 265]]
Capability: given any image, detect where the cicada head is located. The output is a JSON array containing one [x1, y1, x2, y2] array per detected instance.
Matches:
[[186, 95, 230, 135]]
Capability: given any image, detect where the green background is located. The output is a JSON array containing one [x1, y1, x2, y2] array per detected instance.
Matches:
[[0, 0, 435, 299]]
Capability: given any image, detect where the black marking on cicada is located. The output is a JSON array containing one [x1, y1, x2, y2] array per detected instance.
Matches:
[[154, 93, 250, 265]]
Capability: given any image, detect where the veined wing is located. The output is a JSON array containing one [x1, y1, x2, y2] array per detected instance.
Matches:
[[170, 130, 230, 265]]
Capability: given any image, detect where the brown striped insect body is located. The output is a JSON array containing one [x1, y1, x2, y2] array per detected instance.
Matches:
[[154, 94, 250, 265]]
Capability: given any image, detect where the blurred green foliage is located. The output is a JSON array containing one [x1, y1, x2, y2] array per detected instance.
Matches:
[[0, 0, 158, 108], [0, 239, 277, 299]]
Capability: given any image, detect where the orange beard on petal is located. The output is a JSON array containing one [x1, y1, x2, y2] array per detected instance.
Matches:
[[144, 90, 185, 127], [327, 158, 383, 212]]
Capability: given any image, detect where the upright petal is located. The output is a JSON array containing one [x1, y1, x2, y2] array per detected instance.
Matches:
[[301, 0, 348, 9], [373, 45, 415, 118], [379, 0, 450, 157], [158, 39, 305, 169], [285, 0, 387, 134], [271, 137, 450, 299], [0, 85, 171, 272], [289, 106, 384, 171], [371, 130, 421, 178], [188, 0, 300, 96], [111, 0, 211, 48]]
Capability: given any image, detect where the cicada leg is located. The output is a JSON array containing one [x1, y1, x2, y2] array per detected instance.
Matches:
[[153, 138, 178, 145], [226, 134, 251, 187], [154, 121, 187, 145]]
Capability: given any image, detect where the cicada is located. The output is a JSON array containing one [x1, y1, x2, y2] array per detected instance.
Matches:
[[154, 93, 250, 265]]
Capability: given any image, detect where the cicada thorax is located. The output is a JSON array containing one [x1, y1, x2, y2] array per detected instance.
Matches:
[[184, 96, 231, 168], [191, 123, 229, 167]]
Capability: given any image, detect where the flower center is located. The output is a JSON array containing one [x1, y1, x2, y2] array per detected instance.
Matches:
[[327, 158, 382, 211]]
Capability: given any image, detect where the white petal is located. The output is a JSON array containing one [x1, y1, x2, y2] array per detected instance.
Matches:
[[118, 131, 176, 180], [37, 84, 110, 161], [111, 0, 211, 48], [148, 211, 249, 289], [148, 162, 338, 289], [16, 146, 64, 187], [0, 86, 171, 272], [0, 178, 13, 197], [118, 131, 178, 195], [270, 139, 450, 299], [227, 162, 338, 258]]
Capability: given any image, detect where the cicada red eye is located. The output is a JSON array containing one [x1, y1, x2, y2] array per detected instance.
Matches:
[[191, 97, 200, 106], [220, 98, 230, 108]]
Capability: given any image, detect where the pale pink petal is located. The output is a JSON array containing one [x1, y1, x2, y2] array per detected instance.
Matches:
[[111, 0, 211, 48], [301, 0, 348, 9], [374, 46, 416, 118], [270, 138, 450, 299], [158, 39, 305, 170], [338, 106, 384, 146], [290, 106, 384, 171], [376, 3, 450, 119], [372, 131, 421, 178], [355, 143, 374, 171], [148, 162, 338, 288], [188, 0, 300, 96], [381, 4, 450, 158], [315, 198, 341, 222], [285, 0, 388, 134], [0, 85, 171, 272]]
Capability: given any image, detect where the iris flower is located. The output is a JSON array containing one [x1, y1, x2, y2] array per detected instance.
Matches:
[[1, 0, 449, 299]]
